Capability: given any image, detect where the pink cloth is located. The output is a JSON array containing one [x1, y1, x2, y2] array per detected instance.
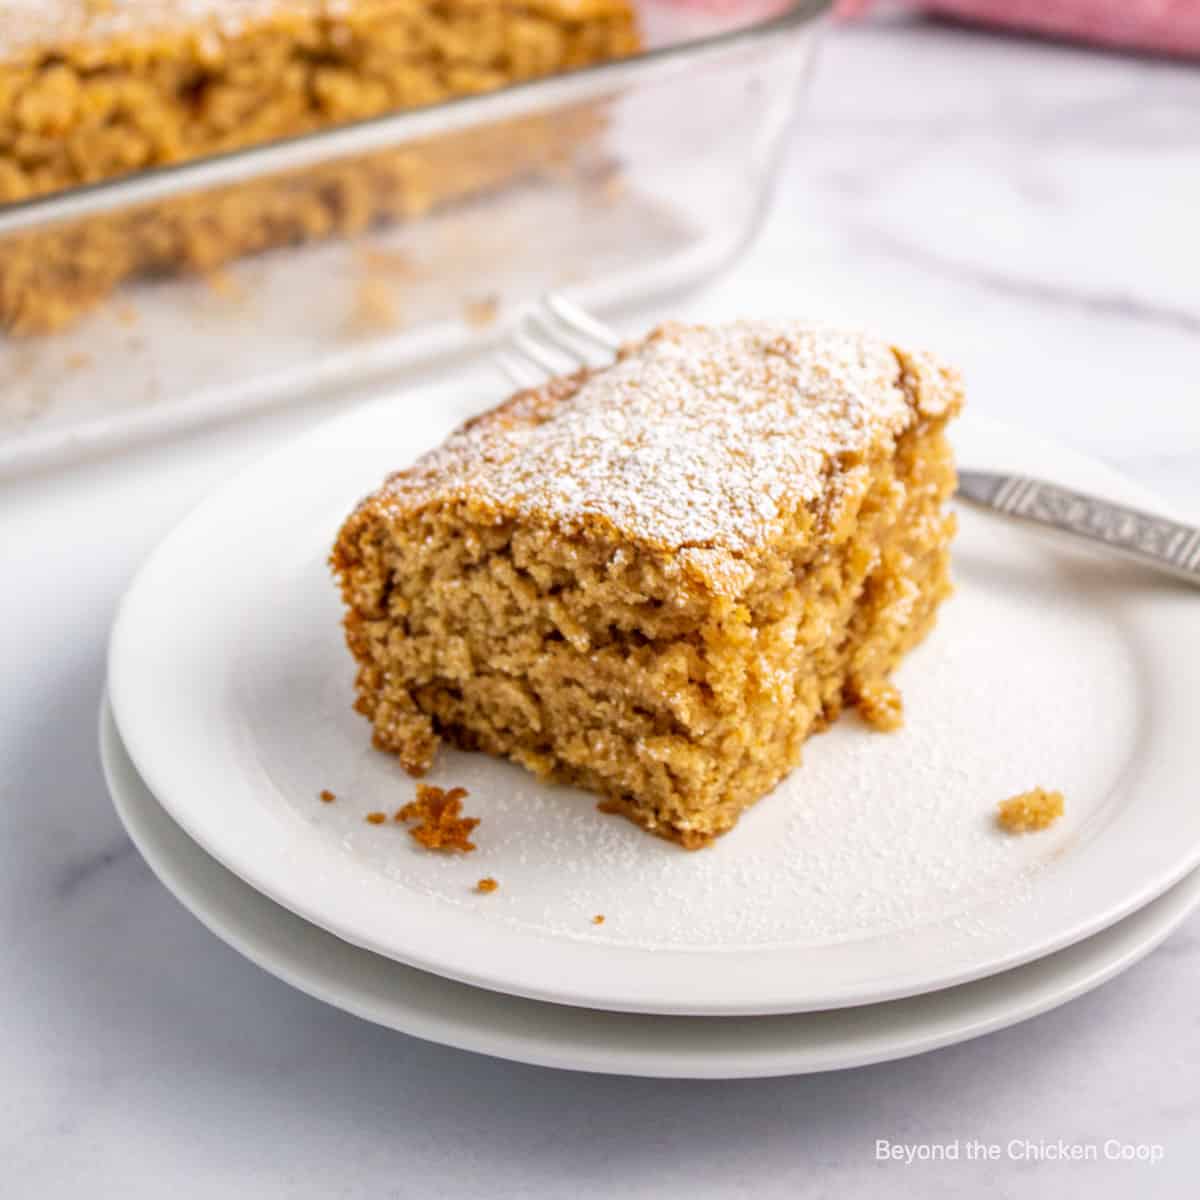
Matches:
[[835, 0, 1200, 58]]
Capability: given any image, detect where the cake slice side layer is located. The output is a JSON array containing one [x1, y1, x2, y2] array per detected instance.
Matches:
[[332, 322, 964, 846]]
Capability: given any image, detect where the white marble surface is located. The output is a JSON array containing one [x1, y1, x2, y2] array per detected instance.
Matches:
[[2, 17, 1199, 1198]]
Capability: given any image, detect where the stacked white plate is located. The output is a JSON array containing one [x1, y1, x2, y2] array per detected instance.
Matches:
[[103, 379, 1200, 1078]]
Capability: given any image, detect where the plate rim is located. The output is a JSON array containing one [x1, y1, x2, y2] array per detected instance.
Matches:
[[106, 382, 1200, 1015], [100, 695, 1200, 1079]]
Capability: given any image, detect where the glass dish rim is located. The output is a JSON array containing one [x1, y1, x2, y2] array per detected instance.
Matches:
[[0, 0, 832, 237]]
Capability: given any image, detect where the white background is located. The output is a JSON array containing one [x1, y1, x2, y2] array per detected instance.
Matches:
[[3, 16, 1199, 1197]]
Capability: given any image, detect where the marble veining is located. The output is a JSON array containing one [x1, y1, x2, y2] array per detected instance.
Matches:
[[54, 837, 139, 902], [847, 224, 1200, 336]]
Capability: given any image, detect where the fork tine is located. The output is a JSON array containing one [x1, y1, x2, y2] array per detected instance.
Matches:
[[542, 293, 621, 353], [511, 325, 576, 376], [524, 308, 594, 369], [495, 350, 542, 390], [495, 294, 620, 393]]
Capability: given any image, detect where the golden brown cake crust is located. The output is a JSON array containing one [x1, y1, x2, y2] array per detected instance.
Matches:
[[332, 322, 964, 846], [2, 1, 632, 54]]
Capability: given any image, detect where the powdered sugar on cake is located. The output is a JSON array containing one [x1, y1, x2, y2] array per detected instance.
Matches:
[[0, 0, 607, 57], [1, 2, 302, 56], [374, 322, 948, 559]]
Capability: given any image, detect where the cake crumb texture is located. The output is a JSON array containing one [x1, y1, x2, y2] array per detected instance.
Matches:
[[475, 876, 499, 894], [333, 320, 964, 846], [398, 784, 479, 852], [996, 788, 1064, 833]]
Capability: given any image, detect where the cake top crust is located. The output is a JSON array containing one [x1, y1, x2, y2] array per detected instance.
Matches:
[[2, 1, 299, 57], [362, 322, 962, 580], [0, 0, 627, 60]]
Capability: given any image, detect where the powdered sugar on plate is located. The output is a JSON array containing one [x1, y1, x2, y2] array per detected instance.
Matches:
[[110, 392, 1196, 1012], [244, 498, 1140, 953]]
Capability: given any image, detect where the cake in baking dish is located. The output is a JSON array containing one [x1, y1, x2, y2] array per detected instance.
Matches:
[[0, 0, 641, 332], [332, 321, 964, 847]]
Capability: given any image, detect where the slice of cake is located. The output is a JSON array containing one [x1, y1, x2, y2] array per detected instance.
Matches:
[[332, 321, 964, 847]]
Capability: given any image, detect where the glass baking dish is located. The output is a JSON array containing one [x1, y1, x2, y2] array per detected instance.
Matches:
[[0, 0, 830, 474]]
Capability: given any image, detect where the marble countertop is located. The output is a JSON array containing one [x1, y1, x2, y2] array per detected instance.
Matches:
[[2, 17, 1198, 1198]]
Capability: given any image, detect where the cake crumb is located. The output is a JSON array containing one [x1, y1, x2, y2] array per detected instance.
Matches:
[[398, 784, 479, 852], [204, 268, 245, 303], [997, 788, 1064, 833], [475, 877, 499, 894], [463, 294, 499, 328], [358, 246, 415, 277], [856, 680, 904, 732], [319, 789, 336, 804], [365, 811, 387, 825], [582, 160, 627, 207], [348, 278, 400, 335], [592, 914, 605, 925]]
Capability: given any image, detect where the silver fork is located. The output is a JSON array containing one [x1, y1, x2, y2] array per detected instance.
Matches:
[[498, 295, 1200, 589], [496, 293, 621, 389]]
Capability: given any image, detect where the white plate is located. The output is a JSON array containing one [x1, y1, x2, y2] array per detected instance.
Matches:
[[107, 377, 1200, 1015], [100, 697, 1200, 1078]]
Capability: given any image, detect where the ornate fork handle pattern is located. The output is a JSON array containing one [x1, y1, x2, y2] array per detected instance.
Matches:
[[957, 471, 1200, 588]]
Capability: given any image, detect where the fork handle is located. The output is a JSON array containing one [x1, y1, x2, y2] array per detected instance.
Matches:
[[957, 470, 1200, 589]]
